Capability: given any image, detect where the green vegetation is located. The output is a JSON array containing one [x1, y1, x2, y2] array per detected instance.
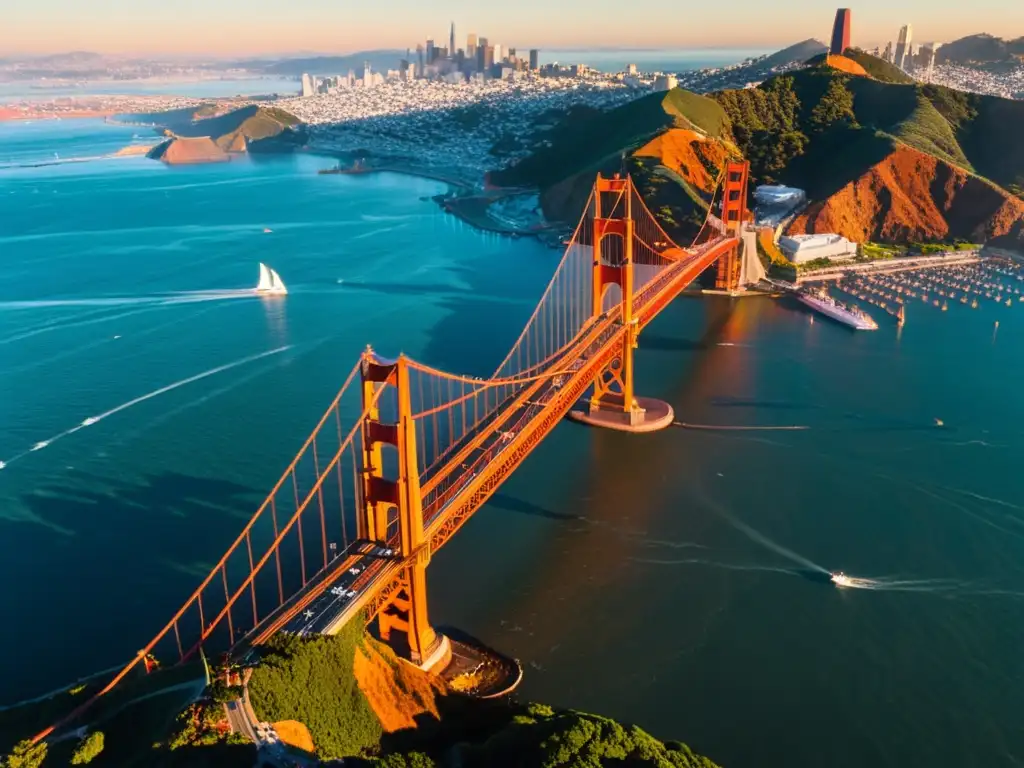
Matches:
[[491, 89, 730, 190], [711, 64, 1024, 205], [348, 701, 720, 768], [714, 75, 806, 183], [69, 732, 104, 765], [890, 94, 971, 169], [1, 740, 46, 768], [841, 49, 916, 84], [861, 243, 901, 260], [248, 619, 383, 760]]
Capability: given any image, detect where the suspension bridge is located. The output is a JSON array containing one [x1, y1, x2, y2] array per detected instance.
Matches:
[[36, 161, 750, 740]]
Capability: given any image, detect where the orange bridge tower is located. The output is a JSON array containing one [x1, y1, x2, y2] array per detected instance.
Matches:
[[714, 160, 750, 292], [360, 349, 451, 671], [572, 174, 675, 433]]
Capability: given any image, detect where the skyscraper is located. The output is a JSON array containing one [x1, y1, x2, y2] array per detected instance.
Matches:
[[830, 8, 852, 56], [882, 41, 893, 63], [450, 22, 456, 58], [894, 24, 913, 71], [529, 49, 539, 70], [426, 39, 435, 64], [922, 42, 941, 81], [467, 33, 477, 60]]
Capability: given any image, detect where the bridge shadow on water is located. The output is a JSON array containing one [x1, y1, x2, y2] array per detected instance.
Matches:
[[639, 334, 708, 353], [4, 471, 259, 703], [486, 492, 583, 523]]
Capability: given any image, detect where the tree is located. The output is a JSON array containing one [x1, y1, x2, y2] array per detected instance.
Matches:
[[810, 78, 856, 131], [70, 731, 105, 765], [1, 740, 47, 768]]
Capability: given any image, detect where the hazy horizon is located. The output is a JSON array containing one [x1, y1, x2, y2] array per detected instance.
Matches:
[[4, 0, 1022, 58]]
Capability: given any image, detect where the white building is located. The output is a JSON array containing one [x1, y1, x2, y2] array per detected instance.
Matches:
[[653, 74, 678, 92], [779, 233, 858, 263], [300, 73, 315, 98]]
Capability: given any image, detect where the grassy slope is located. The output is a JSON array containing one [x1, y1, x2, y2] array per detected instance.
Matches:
[[492, 89, 730, 190], [841, 49, 916, 84]]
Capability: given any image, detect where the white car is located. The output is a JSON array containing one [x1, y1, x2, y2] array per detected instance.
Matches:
[[348, 566, 361, 575]]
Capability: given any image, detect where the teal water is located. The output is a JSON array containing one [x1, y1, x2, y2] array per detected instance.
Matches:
[[0, 78, 299, 102], [2, 119, 1023, 768]]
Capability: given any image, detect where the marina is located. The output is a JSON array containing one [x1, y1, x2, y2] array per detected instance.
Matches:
[[768, 256, 1024, 329]]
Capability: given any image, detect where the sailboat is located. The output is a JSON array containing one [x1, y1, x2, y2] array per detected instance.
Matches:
[[255, 263, 288, 296]]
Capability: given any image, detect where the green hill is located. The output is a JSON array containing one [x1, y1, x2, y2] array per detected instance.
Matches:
[[841, 49, 915, 84], [490, 89, 729, 191], [168, 105, 301, 149], [714, 66, 1024, 194]]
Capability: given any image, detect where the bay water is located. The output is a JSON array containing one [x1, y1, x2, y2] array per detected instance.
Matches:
[[1, 118, 1022, 768]]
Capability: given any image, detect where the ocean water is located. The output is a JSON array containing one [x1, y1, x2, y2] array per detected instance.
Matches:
[[539, 48, 771, 73], [0, 78, 300, 102], [2, 119, 1023, 768]]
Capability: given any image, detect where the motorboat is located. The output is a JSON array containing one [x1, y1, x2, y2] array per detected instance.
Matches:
[[831, 572, 853, 587]]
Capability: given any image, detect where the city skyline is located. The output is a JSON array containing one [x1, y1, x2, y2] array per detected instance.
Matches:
[[4, 0, 1023, 56]]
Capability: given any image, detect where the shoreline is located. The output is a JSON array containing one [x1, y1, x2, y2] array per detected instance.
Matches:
[[306, 149, 559, 240]]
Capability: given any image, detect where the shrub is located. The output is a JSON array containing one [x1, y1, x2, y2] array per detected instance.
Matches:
[[70, 731, 104, 765]]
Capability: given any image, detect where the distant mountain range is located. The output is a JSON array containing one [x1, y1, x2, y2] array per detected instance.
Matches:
[[232, 50, 407, 77], [938, 34, 1024, 65]]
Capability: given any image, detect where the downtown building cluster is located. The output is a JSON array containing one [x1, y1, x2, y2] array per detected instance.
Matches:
[[402, 23, 541, 84]]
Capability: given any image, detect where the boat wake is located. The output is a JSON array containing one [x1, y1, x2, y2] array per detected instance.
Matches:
[[0, 345, 292, 470]]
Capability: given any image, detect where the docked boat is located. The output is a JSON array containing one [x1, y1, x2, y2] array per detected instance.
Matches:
[[797, 288, 878, 330], [255, 263, 288, 296]]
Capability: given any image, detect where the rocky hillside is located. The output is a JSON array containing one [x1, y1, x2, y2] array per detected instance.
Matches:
[[493, 51, 1023, 249], [788, 143, 1024, 242], [713, 62, 1024, 245]]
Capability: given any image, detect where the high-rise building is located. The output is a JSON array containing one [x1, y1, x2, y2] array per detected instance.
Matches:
[[882, 41, 893, 63], [529, 49, 539, 70], [467, 33, 477, 60], [362, 61, 372, 85], [920, 41, 941, 81], [830, 8, 852, 56], [627, 63, 638, 75], [426, 39, 435, 64], [450, 22, 456, 57], [493, 43, 503, 63], [300, 73, 314, 97], [894, 24, 913, 71]]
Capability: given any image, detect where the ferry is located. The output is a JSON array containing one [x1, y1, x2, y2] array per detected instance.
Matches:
[[797, 288, 878, 330], [831, 572, 853, 587]]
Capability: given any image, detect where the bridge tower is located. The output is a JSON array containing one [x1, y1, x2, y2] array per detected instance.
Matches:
[[360, 348, 451, 672], [714, 160, 750, 292], [573, 174, 675, 433]]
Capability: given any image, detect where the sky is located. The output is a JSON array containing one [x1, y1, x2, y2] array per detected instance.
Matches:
[[4, 0, 1023, 57]]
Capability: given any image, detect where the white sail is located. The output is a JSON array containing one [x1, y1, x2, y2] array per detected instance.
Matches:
[[256, 262, 274, 291], [269, 269, 287, 295]]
